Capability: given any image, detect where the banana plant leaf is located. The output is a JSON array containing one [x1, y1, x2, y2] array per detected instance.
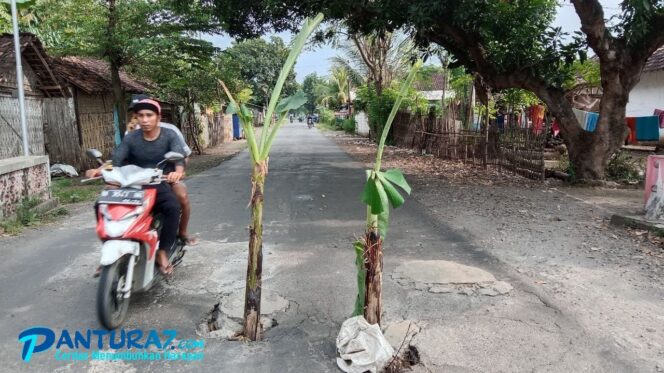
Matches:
[[362, 169, 411, 215], [276, 91, 307, 114]]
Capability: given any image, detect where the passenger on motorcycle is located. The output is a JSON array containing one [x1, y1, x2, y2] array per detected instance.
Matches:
[[86, 98, 184, 275]]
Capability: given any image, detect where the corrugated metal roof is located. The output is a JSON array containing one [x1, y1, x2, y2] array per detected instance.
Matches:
[[644, 46, 664, 73]]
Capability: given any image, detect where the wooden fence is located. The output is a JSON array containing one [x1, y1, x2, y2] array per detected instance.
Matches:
[[391, 111, 549, 180], [42, 97, 83, 167], [0, 95, 45, 159]]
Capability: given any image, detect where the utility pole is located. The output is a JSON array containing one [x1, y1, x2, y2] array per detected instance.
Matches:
[[11, 0, 29, 156]]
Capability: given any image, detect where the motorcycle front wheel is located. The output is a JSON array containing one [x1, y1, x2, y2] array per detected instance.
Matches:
[[97, 255, 130, 329]]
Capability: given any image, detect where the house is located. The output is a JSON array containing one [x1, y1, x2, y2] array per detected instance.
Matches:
[[0, 33, 64, 218], [626, 46, 664, 116], [47, 56, 150, 169], [414, 73, 455, 104]]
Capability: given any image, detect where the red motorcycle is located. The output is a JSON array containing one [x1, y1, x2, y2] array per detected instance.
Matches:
[[83, 149, 186, 329]]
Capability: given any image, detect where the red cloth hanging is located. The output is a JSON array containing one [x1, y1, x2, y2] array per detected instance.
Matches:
[[625, 117, 637, 144], [552, 119, 560, 136], [530, 105, 545, 135]]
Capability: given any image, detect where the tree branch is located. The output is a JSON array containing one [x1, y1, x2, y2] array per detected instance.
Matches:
[[571, 0, 617, 61]]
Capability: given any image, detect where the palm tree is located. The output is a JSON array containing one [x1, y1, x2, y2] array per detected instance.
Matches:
[[316, 67, 349, 108], [330, 31, 414, 94]]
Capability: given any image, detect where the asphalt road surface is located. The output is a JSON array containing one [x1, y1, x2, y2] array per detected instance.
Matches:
[[0, 123, 656, 372]]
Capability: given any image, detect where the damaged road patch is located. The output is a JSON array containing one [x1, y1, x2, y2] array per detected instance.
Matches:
[[392, 260, 513, 296]]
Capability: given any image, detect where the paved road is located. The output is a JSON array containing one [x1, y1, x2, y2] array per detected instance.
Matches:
[[0, 123, 650, 372]]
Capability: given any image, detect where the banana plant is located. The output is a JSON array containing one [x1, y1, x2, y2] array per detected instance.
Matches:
[[219, 13, 323, 341], [354, 60, 422, 325]]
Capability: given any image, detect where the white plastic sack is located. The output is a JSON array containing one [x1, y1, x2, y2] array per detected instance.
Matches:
[[50, 163, 79, 178], [646, 164, 664, 220], [336, 316, 395, 373]]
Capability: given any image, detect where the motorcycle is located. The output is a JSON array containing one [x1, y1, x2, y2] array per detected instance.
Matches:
[[83, 149, 186, 329], [307, 117, 314, 129]]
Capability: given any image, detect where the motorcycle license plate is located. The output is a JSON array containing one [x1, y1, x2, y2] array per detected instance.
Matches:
[[98, 189, 144, 205]]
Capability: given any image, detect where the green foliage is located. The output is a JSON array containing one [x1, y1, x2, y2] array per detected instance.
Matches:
[[19, 0, 222, 107], [563, 59, 601, 91], [52, 177, 101, 204], [414, 64, 444, 91], [361, 60, 421, 238], [342, 118, 355, 133], [606, 151, 643, 183], [16, 197, 41, 225], [497, 89, 540, 111], [316, 67, 350, 109], [302, 73, 326, 114], [221, 14, 324, 163], [220, 36, 298, 107], [355, 82, 426, 140], [318, 107, 335, 125]]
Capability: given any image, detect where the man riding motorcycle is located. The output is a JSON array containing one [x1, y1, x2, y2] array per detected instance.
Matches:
[[86, 98, 184, 275], [127, 95, 197, 245]]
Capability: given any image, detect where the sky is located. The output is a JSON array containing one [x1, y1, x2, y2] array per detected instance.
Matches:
[[203, 1, 623, 83]]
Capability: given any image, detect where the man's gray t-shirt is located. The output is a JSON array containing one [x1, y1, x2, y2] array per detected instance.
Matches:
[[112, 127, 186, 172]]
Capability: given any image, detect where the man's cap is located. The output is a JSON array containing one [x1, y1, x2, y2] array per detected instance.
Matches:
[[128, 94, 152, 110], [131, 98, 161, 115]]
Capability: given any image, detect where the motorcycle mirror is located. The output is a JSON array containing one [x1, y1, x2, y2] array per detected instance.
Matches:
[[164, 152, 185, 163], [86, 148, 103, 159]]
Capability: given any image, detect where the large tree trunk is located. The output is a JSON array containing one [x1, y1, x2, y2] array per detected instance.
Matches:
[[243, 162, 265, 340]]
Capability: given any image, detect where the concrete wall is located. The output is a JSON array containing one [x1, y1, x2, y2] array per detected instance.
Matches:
[[627, 70, 664, 116], [355, 111, 370, 137], [0, 156, 50, 219]]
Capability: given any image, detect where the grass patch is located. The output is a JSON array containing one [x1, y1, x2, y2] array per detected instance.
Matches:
[[52, 177, 103, 204]]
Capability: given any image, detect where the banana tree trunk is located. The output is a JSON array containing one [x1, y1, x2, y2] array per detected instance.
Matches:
[[243, 164, 265, 340], [364, 216, 383, 325]]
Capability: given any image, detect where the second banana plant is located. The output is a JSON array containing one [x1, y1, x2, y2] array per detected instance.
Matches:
[[355, 60, 423, 325]]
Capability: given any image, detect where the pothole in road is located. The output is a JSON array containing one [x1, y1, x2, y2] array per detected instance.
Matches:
[[392, 260, 513, 297], [199, 289, 289, 339]]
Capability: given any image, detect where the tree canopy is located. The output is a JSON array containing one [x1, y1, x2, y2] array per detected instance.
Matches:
[[219, 36, 298, 107]]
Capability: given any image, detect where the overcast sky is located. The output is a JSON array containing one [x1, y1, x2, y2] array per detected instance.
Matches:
[[203, 1, 624, 83]]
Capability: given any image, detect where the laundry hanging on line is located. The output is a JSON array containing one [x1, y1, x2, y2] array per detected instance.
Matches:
[[654, 109, 664, 129], [634, 115, 660, 141], [572, 108, 598, 132]]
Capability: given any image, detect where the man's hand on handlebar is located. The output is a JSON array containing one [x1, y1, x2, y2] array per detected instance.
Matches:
[[85, 168, 102, 178], [166, 170, 184, 183]]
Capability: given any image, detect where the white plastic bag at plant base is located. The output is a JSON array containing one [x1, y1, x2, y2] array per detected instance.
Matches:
[[50, 163, 79, 177], [336, 316, 395, 373], [646, 163, 664, 220]]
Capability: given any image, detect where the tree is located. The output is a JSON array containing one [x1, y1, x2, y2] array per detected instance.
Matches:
[[30, 0, 221, 134], [317, 67, 350, 108], [301, 73, 325, 114], [205, 0, 664, 181], [219, 36, 298, 107], [330, 31, 413, 95]]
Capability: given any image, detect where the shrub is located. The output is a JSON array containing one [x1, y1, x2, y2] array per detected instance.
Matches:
[[606, 151, 642, 183], [342, 118, 356, 134], [16, 197, 42, 226]]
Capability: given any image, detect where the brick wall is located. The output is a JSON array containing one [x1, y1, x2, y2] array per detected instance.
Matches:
[[0, 156, 50, 219]]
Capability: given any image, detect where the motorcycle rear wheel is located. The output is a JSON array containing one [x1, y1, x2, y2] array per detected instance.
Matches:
[[97, 256, 130, 329]]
